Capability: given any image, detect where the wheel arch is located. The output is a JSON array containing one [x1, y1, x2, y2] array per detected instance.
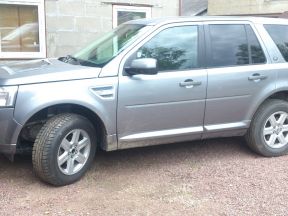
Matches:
[[248, 89, 288, 122], [17, 103, 108, 152]]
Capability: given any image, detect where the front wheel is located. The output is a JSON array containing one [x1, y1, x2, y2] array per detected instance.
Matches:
[[246, 99, 288, 157], [32, 113, 96, 186]]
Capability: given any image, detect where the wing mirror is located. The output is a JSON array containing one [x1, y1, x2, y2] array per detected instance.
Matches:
[[125, 58, 158, 75]]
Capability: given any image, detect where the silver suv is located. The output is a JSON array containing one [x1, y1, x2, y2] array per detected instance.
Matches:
[[1, 16, 288, 186]]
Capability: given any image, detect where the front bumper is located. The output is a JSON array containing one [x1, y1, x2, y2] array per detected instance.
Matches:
[[0, 108, 22, 155]]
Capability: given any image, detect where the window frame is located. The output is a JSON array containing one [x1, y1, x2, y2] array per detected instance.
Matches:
[[0, 0, 46, 59], [204, 21, 268, 69], [121, 22, 205, 75], [112, 5, 152, 28]]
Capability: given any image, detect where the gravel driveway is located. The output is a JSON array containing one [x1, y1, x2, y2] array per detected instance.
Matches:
[[0, 138, 288, 216]]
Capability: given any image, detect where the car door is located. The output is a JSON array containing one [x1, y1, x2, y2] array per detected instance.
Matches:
[[203, 22, 277, 138], [117, 23, 207, 149]]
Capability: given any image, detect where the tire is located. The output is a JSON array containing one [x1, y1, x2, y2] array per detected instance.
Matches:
[[246, 99, 288, 157], [32, 113, 96, 186]]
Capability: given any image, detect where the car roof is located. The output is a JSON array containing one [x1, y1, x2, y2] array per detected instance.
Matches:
[[126, 16, 288, 26]]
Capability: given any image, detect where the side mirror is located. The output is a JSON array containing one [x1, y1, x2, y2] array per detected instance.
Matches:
[[125, 58, 158, 75]]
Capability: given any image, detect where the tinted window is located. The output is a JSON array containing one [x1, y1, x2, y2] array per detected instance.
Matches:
[[265, 24, 288, 62], [209, 24, 249, 67], [246, 25, 266, 64], [136, 26, 199, 71]]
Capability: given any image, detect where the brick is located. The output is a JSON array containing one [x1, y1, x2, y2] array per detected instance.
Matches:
[[46, 16, 75, 32], [75, 17, 100, 32], [58, 1, 84, 16], [84, 3, 103, 17], [45, 1, 58, 16], [55, 45, 77, 57], [57, 16, 75, 31], [57, 32, 81, 46], [45, 16, 58, 32]]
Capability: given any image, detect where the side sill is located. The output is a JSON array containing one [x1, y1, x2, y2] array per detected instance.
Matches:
[[119, 133, 202, 150], [202, 128, 247, 139], [101, 134, 117, 151], [120, 126, 203, 141], [118, 126, 203, 150], [204, 120, 251, 132], [202, 121, 250, 139]]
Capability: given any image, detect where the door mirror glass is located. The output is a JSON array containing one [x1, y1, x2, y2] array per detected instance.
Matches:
[[125, 58, 158, 75]]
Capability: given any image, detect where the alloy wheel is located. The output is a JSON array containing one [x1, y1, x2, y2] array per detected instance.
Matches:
[[57, 129, 91, 175], [263, 111, 288, 149]]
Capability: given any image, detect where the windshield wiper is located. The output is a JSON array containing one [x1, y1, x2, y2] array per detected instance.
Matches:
[[59, 55, 81, 65], [59, 55, 101, 67]]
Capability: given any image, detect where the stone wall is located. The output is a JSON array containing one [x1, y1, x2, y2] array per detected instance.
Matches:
[[208, 0, 288, 16], [45, 0, 179, 58]]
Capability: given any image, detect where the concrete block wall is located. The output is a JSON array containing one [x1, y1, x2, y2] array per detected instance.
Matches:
[[208, 0, 288, 15], [45, 0, 179, 58]]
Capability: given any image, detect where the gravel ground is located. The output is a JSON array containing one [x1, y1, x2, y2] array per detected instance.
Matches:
[[1, 138, 288, 216]]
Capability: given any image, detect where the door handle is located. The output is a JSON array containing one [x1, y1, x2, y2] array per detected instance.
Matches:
[[179, 79, 202, 88], [248, 73, 267, 82]]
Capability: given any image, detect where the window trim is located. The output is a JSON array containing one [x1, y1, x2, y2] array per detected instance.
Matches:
[[0, 0, 46, 59], [112, 5, 152, 28]]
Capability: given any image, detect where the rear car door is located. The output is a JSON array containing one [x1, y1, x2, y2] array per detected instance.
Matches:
[[203, 22, 277, 138], [117, 23, 207, 149]]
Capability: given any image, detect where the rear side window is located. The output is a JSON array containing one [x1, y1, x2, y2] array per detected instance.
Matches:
[[265, 25, 288, 62], [246, 25, 266, 64], [208, 24, 266, 67], [209, 24, 249, 67]]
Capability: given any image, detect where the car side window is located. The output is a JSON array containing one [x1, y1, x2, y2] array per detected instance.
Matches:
[[246, 25, 266, 64], [264, 24, 288, 62], [209, 24, 249, 67], [135, 25, 199, 72]]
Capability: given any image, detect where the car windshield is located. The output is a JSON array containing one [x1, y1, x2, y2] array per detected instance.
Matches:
[[63, 24, 151, 67]]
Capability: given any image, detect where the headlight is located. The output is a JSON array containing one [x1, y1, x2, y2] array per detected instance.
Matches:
[[0, 86, 18, 107]]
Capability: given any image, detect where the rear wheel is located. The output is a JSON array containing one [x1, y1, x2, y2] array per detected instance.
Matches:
[[32, 113, 96, 186], [246, 99, 288, 157]]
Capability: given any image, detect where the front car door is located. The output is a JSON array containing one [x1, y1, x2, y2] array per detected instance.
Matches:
[[203, 21, 277, 138], [117, 22, 207, 149]]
